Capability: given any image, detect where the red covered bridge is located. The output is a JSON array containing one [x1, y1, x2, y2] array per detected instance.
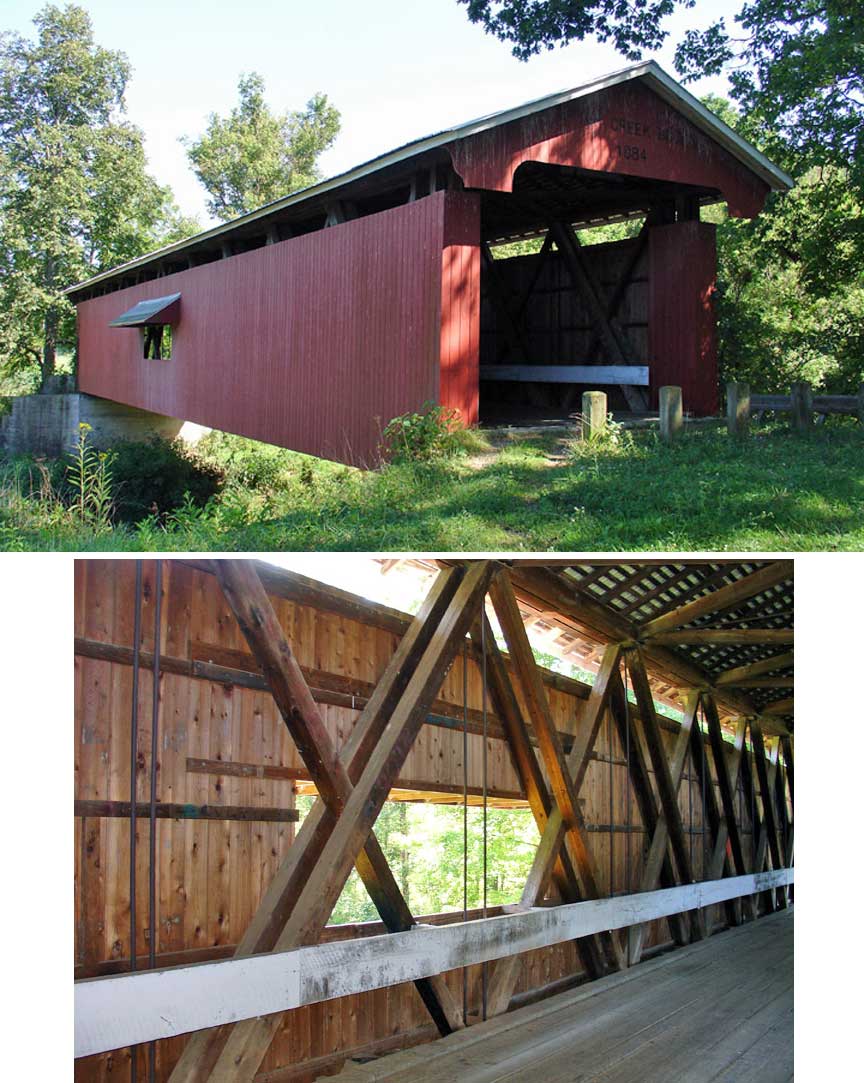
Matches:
[[68, 61, 791, 465]]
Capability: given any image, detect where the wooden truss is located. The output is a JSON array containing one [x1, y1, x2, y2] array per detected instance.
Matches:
[[76, 559, 794, 1080]]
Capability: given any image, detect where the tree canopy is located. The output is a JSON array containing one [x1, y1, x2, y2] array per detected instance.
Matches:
[[183, 73, 341, 221], [0, 4, 198, 388], [458, 0, 685, 62]]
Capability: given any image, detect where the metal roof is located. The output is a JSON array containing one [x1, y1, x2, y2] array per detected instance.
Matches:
[[67, 61, 792, 297], [108, 292, 181, 326]]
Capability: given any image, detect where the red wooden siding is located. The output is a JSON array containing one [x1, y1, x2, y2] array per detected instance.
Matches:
[[648, 221, 719, 415], [448, 81, 770, 218], [78, 194, 470, 466], [439, 193, 482, 425]]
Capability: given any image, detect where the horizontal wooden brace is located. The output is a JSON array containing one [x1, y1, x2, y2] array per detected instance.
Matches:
[[75, 868, 793, 1058], [479, 364, 650, 386], [74, 800, 299, 823]]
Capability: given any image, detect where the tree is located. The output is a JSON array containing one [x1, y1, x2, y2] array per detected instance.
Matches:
[[702, 98, 864, 394], [0, 4, 199, 388], [458, 0, 685, 61], [676, 2, 863, 186], [184, 73, 341, 221]]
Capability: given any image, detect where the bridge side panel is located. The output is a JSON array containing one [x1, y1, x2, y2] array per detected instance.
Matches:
[[77, 194, 456, 466], [649, 220, 719, 416]]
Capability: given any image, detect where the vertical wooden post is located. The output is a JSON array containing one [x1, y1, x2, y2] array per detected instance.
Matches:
[[581, 391, 607, 442], [790, 381, 812, 430], [726, 382, 750, 437], [857, 382, 864, 424], [659, 385, 683, 442]]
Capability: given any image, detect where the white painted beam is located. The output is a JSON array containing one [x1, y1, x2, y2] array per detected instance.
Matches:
[[75, 868, 793, 1058], [479, 365, 650, 386]]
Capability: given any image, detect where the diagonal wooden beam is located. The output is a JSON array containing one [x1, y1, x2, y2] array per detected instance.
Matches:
[[482, 632, 623, 1014], [548, 220, 647, 411], [168, 563, 468, 1082], [688, 703, 742, 930], [751, 722, 785, 874], [563, 224, 650, 410], [639, 562, 793, 639], [781, 735, 794, 810], [202, 561, 495, 1082], [738, 730, 772, 918], [489, 571, 622, 974], [706, 716, 748, 880], [626, 649, 703, 941], [763, 696, 794, 716], [646, 628, 793, 646], [715, 650, 794, 687], [621, 687, 697, 963], [702, 694, 748, 880], [473, 611, 606, 979]]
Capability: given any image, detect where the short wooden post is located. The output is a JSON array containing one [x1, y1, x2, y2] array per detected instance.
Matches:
[[790, 381, 813, 430], [659, 386, 683, 442], [581, 390, 607, 442], [857, 383, 864, 424], [726, 382, 750, 437]]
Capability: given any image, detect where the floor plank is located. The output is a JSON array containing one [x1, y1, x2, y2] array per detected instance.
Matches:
[[323, 909, 793, 1083]]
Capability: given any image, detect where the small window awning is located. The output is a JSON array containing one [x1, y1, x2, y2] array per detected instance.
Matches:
[[109, 293, 181, 327]]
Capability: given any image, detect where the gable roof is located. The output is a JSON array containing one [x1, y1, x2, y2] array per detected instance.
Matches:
[[67, 60, 792, 297]]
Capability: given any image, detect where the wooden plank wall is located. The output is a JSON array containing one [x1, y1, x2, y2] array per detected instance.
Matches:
[[479, 238, 649, 369], [75, 560, 767, 1083]]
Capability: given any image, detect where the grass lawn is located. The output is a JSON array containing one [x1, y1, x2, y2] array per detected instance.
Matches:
[[2, 421, 862, 551]]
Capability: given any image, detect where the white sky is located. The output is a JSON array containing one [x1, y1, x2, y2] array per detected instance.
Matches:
[[6, 0, 738, 223]]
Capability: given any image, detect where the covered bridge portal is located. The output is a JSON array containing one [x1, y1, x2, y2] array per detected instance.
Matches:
[[70, 63, 791, 465]]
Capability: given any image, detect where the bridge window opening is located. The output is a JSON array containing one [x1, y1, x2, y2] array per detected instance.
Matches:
[[141, 324, 172, 360]]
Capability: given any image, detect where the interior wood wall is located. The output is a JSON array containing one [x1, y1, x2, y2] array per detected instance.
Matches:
[[480, 237, 649, 368], [74, 560, 786, 1082]]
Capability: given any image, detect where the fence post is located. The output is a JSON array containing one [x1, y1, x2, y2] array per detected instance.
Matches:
[[659, 386, 683, 442], [581, 391, 607, 442], [858, 383, 864, 425], [790, 381, 813, 431], [726, 382, 750, 437]]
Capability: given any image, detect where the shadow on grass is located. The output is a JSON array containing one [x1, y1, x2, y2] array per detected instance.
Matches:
[[224, 425, 864, 552]]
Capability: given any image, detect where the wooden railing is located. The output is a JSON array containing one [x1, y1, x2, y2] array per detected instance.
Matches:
[[727, 380, 864, 434]]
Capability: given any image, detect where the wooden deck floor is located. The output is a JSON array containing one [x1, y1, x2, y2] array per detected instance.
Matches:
[[327, 909, 793, 1083]]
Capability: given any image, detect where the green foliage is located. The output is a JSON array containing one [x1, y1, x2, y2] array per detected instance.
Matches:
[[105, 437, 224, 524], [676, 2, 863, 186], [196, 430, 302, 491], [459, 0, 684, 62], [65, 422, 114, 531], [381, 402, 469, 463], [569, 413, 635, 455], [0, 4, 199, 386], [698, 95, 864, 394], [184, 73, 340, 220], [295, 797, 540, 925]]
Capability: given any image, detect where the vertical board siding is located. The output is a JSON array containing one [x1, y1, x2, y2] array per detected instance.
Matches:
[[649, 221, 719, 415], [78, 195, 460, 466], [448, 81, 770, 218], [439, 192, 482, 425], [75, 561, 742, 1082]]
